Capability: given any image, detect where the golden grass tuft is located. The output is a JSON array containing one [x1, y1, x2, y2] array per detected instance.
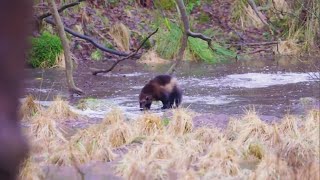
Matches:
[[242, 5, 265, 28], [226, 110, 272, 146], [295, 161, 320, 180], [247, 142, 265, 160], [197, 141, 240, 176], [46, 96, 78, 121], [272, 0, 290, 15], [19, 95, 42, 121], [138, 50, 170, 65], [137, 113, 163, 135], [277, 115, 300, 138], [273, 40, 301, 55], [167, 108, 194, 136], [109, 23, 130, 51], [278, 136, 318, 167], [192, 127, 224, 147], [70, 125, 117, 162], [18, 157, 44, 180], [107, 121, 133, 148], [102, 107, 125, 126], [141, 135, 181, 160], [20, 97, 320, 179], [28, 113, 67, 155], [251, 154, 294, 180]]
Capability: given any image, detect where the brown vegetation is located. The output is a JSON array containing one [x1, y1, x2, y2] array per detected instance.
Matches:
[[18, 97, 320, 179]]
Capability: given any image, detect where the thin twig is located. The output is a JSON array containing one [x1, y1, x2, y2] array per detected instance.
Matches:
[[227, 41, 279, 46], [38, 0, 85, 20], [91, 28, 159, 75]]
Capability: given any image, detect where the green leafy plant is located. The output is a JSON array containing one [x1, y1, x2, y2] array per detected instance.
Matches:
[[185, 0, 201, 13], [28, 31, 63, 68], [91, 50, 103, 61]]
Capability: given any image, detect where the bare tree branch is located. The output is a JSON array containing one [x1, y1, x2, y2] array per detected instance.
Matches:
[[247, 0, 277, 33], [40, 0, 134, 57], [91, 28, 159, 75], [187, 31, 212, 43], [38, 0, 85, 20], [45, 18, 134, 57], [227, 41, 279, 46], [167, 0, 214, 74], [247, 0, 269, 26]]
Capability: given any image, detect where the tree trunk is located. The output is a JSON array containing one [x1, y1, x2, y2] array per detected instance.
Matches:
[[167, 0, 189, 74], [48, 0, 83, 95]]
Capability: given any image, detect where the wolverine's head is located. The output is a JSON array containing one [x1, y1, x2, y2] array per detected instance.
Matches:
[[139, 93, 152, 110]]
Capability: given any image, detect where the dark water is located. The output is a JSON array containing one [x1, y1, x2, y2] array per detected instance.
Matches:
[[23, 56, 320, 124]]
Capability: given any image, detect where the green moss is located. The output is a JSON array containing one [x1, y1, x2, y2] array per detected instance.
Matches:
[[28, 31, 63, 68]]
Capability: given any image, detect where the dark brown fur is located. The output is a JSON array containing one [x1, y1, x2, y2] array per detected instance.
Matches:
[[139, 75, 182, 110]]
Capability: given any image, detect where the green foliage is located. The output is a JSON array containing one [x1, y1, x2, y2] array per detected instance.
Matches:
[[28, 31, 63, 68], [154, 0, 176, 10], [91, 50, 103, 61], [231, 0, 247, 22], [188, 37, 215, 63], [155, 23, 182, 59], [185, 0, 201, 13], [188, 37, 236, 63]]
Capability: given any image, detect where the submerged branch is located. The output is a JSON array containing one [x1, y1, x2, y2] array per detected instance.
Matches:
[[91, 28, 159, 75]]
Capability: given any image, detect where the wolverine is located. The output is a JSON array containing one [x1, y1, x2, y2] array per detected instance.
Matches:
[[139, 75, 182, 110]]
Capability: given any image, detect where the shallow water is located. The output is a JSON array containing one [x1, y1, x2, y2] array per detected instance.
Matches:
[[23, 56, 320, 123]]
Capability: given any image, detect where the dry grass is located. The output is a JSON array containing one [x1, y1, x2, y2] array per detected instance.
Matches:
[[251, 154, 294, 180], [18, 157, 44, 180], [101, 107, 125, 126], [137, 112, 163, 135], [109, 23, 130, 51], [27, 113, 68, 155], [46, 96, 78, 120], [19, 95, 42, 121], [19, 102, 320, 180], [167, 108, 194, 136], [273, 40, 302, 55], [107, 121, 133, 148], [226, 109, 273, 146], [138, 50, 170, 65]]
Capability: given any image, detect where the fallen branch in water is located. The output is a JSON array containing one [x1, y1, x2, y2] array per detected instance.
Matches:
[[91, 28, 159, 75]]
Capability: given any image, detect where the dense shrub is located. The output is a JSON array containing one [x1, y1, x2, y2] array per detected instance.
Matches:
[[29, 31, 63, 68]]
